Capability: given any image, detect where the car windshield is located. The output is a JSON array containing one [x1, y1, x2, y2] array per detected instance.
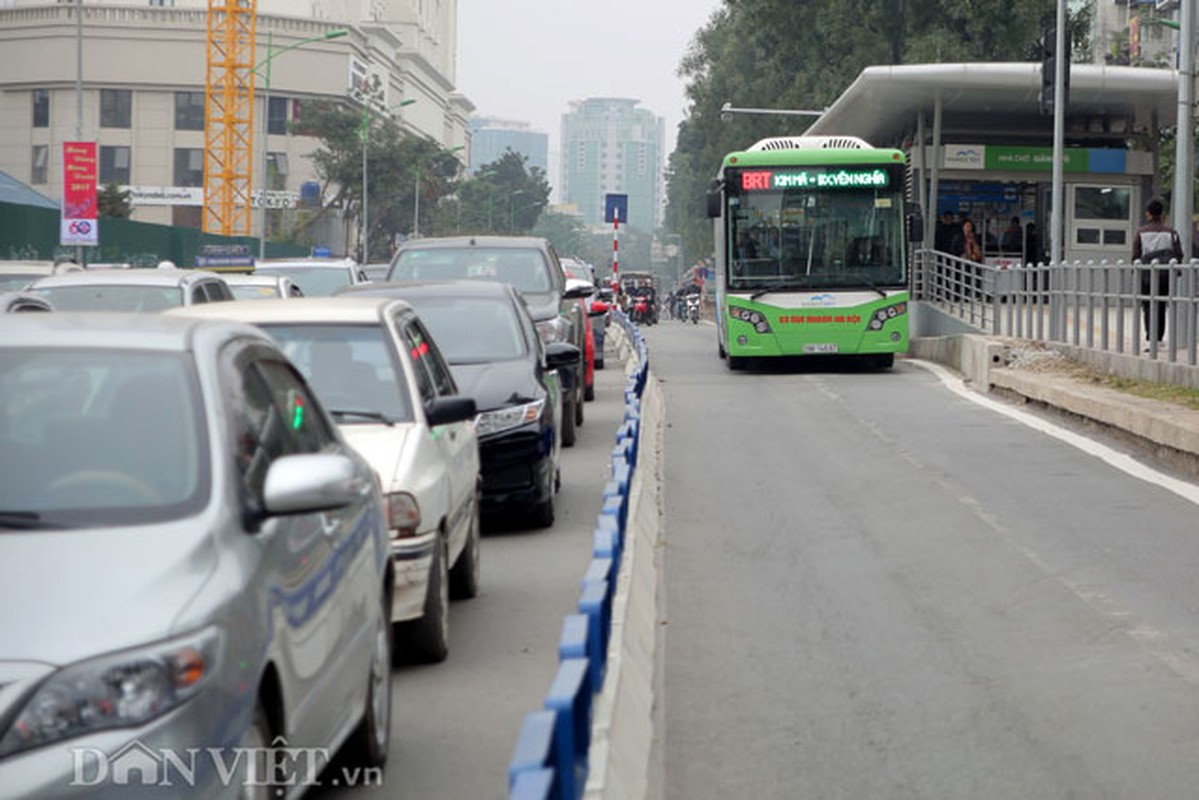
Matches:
[[391, 248, 552, 294], [262, 324, 415, 423], [256, 267, 350, 297], [0, 349, 209, 527], [404, 296, 527, 365], [0, 274, 44, 292], [31, 285, 184, 312], [229, 284, 282, 300]]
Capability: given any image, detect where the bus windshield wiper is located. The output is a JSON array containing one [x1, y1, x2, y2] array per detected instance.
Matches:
[[750, 281, 812, 301], [329, 409, 395, 426], [855, 276, 889, 298]]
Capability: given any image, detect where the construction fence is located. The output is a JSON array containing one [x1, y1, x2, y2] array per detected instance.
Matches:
[[0, 202, 308, 266]]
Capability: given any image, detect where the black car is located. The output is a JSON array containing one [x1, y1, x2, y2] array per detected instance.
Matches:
[[386, 236, 591, 446], [341, 280, 580, 528]]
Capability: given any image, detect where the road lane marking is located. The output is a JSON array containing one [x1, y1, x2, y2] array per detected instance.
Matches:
[[909, 358, 1199, 508]]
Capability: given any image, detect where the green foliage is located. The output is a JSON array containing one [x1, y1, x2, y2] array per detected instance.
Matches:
[[451, 150, 551, 236], [97, 183, 132, 219], [665, 0, 1062, 263]]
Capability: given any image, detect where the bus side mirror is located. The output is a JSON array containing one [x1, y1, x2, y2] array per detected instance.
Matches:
[[705, 190, 721, 219], [907, 208, 924, 244]]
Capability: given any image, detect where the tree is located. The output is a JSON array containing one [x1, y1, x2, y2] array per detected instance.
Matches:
[[665, 0, 1063, 263], [97, 183, 132, 219], [454, 150, 550, 236]]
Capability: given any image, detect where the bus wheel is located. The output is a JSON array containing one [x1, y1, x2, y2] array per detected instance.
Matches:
[[718, 341, 727, 359], [869, 353, 894, 370]]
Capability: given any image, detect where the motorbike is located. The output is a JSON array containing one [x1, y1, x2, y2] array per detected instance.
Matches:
[[631, 295, 656, 326], [686, 293, 701, 324]]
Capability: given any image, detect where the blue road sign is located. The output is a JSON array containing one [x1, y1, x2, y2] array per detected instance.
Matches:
[[604, 194, 628, 224]]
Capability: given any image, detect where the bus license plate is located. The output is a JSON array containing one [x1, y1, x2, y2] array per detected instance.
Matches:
[[803, 343, 839, 354]]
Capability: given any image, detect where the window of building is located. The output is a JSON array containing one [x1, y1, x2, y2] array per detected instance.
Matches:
[[174, 147, 204, 187], [150, 0, 176, 6], [265, 152, 289, 191], [174, 91, 205, 130], [172, 206, 203, 229], [100, 145, 131, 185], [32, 90, 50, 128], [268, 96, 289, 135], [31, 145, 49, 185], [100, 89, 132, 128]]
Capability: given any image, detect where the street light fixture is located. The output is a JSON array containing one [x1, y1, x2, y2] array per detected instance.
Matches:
[[361, 98, 417, 262], [256, 27, 348, 258], [719, 101, 826, 122], [413, 144, 465, 238]]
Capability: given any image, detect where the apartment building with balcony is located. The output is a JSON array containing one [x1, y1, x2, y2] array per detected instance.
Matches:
[[0, 0, 472, 243]]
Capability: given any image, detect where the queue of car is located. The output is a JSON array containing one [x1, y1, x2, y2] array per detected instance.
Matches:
[[0, 238, 604, 795]]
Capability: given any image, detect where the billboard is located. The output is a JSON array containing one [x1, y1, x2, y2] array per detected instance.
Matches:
[[61, 141, 98, 247]]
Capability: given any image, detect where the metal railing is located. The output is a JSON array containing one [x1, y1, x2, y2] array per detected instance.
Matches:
[[913, 249, 1199, 367]]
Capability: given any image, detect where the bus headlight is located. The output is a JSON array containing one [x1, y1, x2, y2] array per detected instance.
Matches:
[[865, 302, 907, 331], [729, 306, 773, 333]]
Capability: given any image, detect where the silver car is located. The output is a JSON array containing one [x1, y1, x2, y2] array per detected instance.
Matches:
[[0, 313, 393, 798], [27, 268, 235, 311]]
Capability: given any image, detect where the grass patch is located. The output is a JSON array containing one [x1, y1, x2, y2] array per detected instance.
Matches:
[[1104, 375, 1199, 410]]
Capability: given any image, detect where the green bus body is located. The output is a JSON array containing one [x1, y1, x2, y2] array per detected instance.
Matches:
[[709, 139, 911, 368]]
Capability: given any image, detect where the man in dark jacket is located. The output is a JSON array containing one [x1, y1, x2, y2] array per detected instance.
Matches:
[[1131, 198, 1184, 352]]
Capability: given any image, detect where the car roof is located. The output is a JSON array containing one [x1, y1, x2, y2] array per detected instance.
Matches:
[[255, 259, 356, 270], [29, 268, 225, 288], [395, 235, 551, 252], [166, 295, 412, 325], [341, 279, 518, 301], [0, 310, 265, 352]]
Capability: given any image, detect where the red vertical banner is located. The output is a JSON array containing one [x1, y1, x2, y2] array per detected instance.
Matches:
[[61, 141, 99, 247]]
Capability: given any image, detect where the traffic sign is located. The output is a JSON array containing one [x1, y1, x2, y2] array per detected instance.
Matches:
[[604, 194, 628, 224]]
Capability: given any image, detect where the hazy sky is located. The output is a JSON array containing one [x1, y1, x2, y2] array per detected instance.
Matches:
[[456, 0, 724, 188]]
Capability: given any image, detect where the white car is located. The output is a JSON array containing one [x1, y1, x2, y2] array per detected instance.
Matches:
[[169, 296, 481, 663], [254, 258, 370, 297], [0, 259, 82, 292], [223, 272, 305, 299], [27, 268, 235, 311]]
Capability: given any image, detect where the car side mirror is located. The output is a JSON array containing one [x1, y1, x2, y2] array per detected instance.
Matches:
[[545, 341, 581, 370], [426, 395, 477, 427], [907, 204, 924, 244], [262, 453, 362, 516]]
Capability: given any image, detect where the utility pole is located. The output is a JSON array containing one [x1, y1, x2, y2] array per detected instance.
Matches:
[[1173, 0, 1195, 259]]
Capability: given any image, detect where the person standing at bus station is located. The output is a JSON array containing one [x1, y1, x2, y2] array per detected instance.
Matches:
[[1131, 198, 1183, 353]]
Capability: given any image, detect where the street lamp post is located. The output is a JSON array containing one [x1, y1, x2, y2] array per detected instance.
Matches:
[[255, 27, 348, 259], [413, 144, 465, 238], [360, 98, 417, 262], [508, 189, 527, 232]]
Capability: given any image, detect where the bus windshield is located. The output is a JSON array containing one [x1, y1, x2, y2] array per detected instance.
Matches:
[[724, 166, 906, 294]]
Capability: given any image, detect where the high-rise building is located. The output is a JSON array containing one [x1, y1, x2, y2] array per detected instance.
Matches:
[[560, 97, 663, 232], [1090, 0, 1176, 66], [0, 0, 472, 244], [468, 117, 548, 176]]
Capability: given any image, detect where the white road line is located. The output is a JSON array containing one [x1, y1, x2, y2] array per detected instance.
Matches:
[[908, 358, 1199, 507]]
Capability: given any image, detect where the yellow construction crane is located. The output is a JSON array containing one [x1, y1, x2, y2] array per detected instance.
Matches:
[[203, 0, 256, 236]]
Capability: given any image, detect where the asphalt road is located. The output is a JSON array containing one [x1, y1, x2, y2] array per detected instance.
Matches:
[[315, 353, 628, 800], [650, 320, 1199, 800]]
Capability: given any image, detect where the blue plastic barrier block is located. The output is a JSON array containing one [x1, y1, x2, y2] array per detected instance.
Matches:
[[558, 613, 589, 661], [544, 658, 592, 800], [508, 710, 557, 790], [510, 768, 554, 800], [601, 493, 625, 532], [610, 439, 632, 470], [578, 580, 611, 693], [582, 556, 613, 588], [593, 522, 620, 562], [610, 458, 631, 492]]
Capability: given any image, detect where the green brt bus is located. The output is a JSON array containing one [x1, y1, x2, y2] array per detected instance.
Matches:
[[706, 136, 921, 370]]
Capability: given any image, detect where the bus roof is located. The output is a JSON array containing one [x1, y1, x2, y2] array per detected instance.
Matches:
[[722, 141, 905, 169]]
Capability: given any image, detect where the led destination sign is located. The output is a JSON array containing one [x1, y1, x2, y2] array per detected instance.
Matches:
[[739, 168, 891, 191]]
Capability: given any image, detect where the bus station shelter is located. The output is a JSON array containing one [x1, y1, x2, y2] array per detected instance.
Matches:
[[804, 63, 1180, 266]]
